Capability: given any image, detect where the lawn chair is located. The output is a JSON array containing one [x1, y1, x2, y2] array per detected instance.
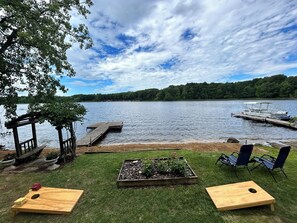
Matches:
[[251, 146, 291, 182], [215, 144, 254, 177]]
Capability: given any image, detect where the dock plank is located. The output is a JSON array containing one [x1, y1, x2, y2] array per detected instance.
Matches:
[[77, 122, 123, 147], [87, 121, 123, 129], [232, 113, 297, 130]]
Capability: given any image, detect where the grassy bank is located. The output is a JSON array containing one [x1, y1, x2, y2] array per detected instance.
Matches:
[[1, 147, 297, 223]]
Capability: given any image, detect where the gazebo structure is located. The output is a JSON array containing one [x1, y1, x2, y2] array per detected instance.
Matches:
[[5, 112, 76, 164], [55, 123, 76, 162], [5, 112, 45, 163]]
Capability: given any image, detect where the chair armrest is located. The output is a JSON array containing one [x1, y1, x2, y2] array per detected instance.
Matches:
[[231, 152, 239, 157], [261, 154, 275, 161], [250, 156, 261, 163], [220, 153, 228, 159]]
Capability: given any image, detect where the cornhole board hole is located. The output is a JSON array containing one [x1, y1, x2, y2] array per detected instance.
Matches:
[[206, 181, 275, 211], [11, 187, 84, 215]]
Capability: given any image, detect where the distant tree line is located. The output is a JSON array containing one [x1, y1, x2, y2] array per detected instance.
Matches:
[[3, 74, 297, 104]]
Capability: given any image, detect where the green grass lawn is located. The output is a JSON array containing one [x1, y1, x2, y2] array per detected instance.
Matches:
[[1, 147, 297, 223]]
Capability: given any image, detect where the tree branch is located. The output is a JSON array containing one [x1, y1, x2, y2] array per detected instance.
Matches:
[[0, 29, 18, 54], [0, 15, 14, 24]]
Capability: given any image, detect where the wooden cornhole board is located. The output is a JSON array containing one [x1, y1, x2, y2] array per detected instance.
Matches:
[[11, 187, 84, 215], [206, 181, 275, 211]]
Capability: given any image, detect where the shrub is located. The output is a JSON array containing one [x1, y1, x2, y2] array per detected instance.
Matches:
[[2, 153, 15, 161], [156, 159, 170, 174], [142, 159, 154, 177], [46, 151, 59, 160], [169, 158, 187, 177], [141, 157, 189, 178]]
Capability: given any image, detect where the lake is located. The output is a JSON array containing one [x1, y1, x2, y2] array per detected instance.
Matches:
[[0, 100, 296, 149]]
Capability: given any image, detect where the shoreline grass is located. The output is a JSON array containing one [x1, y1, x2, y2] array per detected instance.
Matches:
[[1, 147, 296, 223]]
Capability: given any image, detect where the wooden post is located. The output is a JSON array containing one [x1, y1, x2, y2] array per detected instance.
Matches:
[[69, 122, 76, 157], [56, 126, 64, 162], [12, 127, 21, 157], [31, 122, 37, 148]]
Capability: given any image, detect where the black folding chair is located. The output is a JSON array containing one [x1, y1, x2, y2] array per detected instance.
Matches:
[[216, 144, 254, 177], [251, 146, 291, 182]]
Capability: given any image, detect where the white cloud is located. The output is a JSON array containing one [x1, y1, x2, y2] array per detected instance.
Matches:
[[66, 0, 297, 94]]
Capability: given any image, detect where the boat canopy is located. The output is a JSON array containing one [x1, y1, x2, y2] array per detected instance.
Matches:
[[243, 102, 271, 105]]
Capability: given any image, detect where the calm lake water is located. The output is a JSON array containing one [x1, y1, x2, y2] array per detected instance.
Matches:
[[1, 100, 297, 149]]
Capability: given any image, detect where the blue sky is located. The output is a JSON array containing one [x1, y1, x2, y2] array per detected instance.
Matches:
[[63, 0, 297, 95]]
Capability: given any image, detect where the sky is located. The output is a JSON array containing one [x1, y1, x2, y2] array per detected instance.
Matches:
[[62, 0, 297, 95]]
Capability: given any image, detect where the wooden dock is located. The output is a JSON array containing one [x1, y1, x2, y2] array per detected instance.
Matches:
[[77, 122, 123, 147], [232, 113, 297, 130]]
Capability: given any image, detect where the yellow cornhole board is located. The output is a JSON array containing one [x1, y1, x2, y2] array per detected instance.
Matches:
[[11, 187, 84, 215], [206, 181, 275, 211]]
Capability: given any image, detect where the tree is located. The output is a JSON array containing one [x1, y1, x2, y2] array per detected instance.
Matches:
[[242, 86, 255, 98], [0, 0, 93, 117], [33, 100, 86, 161], [35, 100, 86, 129]]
